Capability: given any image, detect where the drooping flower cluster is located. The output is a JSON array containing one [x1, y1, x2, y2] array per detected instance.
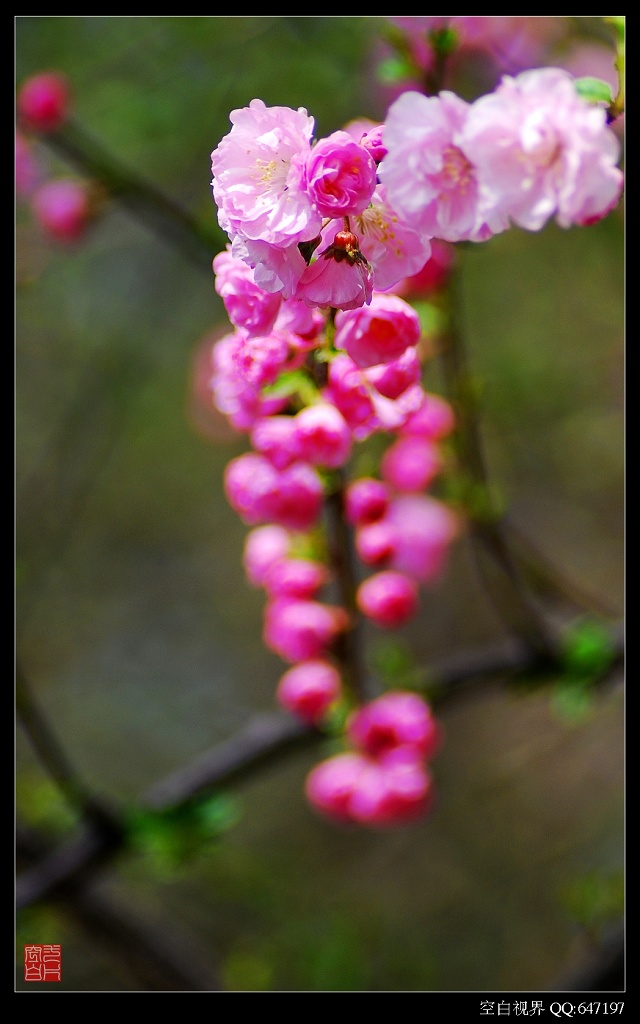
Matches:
[[206, 238, 456, 825], [206, 65, 622, 823]]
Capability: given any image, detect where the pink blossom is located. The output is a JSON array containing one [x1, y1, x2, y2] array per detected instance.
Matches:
[[242, 524, 291, 587], [211, 98, 322, 247], [357, 570, 419, 628], [231, 328, 293, 389], [385, 494, 459, 584], [345, 477, 390, 526], [355, 520, 398, 567], [306, 749, 434, 826], [250, 416, 302, 470], [276, 660, 341, 724], [364, 347, 421, 400], [264, 598, 347, 663], [209, 332, 287, 432], [381, 435, 443, 493], [32, 179, 91, 243], [264, 558, 329, 601], [231, 235, 307, 300], [304, 130, 377, 218], [325, 184, 432, 293], [334, 292, 421, 369], [274, 299, 325, 345], [295, 231, 373, 312], [294, 403, 353, 469], [347, 691, 442, 761], [378, 90, 508, 243], [18, 71, 70, 133], [213, 248, 281, 336], [224, 453, 323, 531], [460, 67, 624, 230], [401, 392, 456, 440]]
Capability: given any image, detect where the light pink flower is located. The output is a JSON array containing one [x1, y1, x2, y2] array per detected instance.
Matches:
[[460, 67, 624, 230], [304, 130, 377, 218], [242, 524, 291, 587], [213, 248, 281, 336], [209, 332, 287, 432], [230, 234, 307, 301], [211, 98, 322, 248], [334, 292, 421, 369], [322, 184, 432, 293], [378, 90, 507, 242], [32, 179, 91, 243], [385, 494, 459, 584], [295, 229, 373, 312], [400, 392, 456, 440]]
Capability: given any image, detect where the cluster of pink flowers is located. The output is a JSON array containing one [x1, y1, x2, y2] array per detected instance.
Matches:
[[378, 67, 623, 240], [207, 192, 457, 824], [207, 65, 622, 822], [16, 71, 95, 244], [306, 691, 442, 826]]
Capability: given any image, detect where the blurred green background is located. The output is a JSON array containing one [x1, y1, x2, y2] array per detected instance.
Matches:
[[16, 17, 623, 992]]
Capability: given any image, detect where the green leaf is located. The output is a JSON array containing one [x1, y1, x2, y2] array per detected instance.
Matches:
[[561, 618, 616, 678], [262, 369, 319, 406], [574, 76, 613, 105]]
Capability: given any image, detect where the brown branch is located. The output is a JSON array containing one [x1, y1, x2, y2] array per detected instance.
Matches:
[[16, 622, 623, 911]]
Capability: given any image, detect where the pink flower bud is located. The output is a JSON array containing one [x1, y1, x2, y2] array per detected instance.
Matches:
[[242, 525, 291, 587], [294, 403, 353, 469], [263, 598, 347, 663], [334, 293, 421, 368], [357, 570, 419, 628], [345, 477, 390, 526], [364, 347, 421, 400], [213, 248, 282, 337], [18, 71, 70, 133], [304, 130, 377, 218], [355, 520, 398, 566], [347, 691, 442, 761], [224, 453, 323, 532], [264, 558, 329, 601], [381, 435, 443, 492], [305, 752, 370, 822], [32, 179, 91, 243], [250, 416, 302, 470], [348, 751, 434, 826], [401, 392, 456, 440], [276, 660, 341, 724]]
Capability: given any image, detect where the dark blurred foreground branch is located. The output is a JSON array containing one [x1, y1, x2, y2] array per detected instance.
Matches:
[[45, 118, 220, 271], [16, 623, 623, 913], [17, 825, 221, 991]]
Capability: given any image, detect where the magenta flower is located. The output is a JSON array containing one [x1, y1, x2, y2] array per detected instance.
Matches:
[[15, 131, 42, 199], [224, 453, 323, 531], [264, 558, 329, 601], [364, 347, 421, 400], [209, 332, 287, 432], [211, 98, 322, 248], [380, 435, 443, 493], [345, 477, 390, 526], [378, 90, 507, 243], [460, 67, 624, 230], [347, 691, 442, 761], [385, 494, 460, 584], [251, 415, 303, 471], [242, 525, 291, 587], [304, 130, 377, 218], [276, 660, 341, 725], [213, 248, 281, 336], [18, 71, 70, 133], [334, 292, 421, 369], [263, 598, 347, 663], [357, 570, 419, 628]]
